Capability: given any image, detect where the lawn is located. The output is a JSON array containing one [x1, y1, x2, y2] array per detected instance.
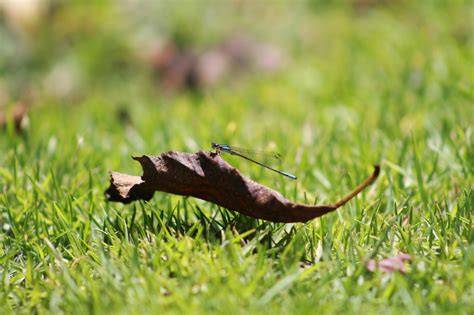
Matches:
[[0, 1, 473, 314]]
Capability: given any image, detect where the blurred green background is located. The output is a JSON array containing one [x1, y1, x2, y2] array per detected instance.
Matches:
[[0, 0, 472, 314]]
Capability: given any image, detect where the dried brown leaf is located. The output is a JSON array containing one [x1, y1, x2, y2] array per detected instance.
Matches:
[[148, 35, 283, 91], [367, 253, 411, 274], [105, 151, 380, 223], [0, 102, 28, 133]]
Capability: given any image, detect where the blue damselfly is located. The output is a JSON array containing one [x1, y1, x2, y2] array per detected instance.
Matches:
[[211, 142, 297, 180]]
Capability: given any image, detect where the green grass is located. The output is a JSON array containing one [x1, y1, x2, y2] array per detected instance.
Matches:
[[1, 1, 473, 314]]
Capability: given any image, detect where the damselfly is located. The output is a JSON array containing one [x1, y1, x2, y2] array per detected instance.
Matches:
[[211, 142, 297, 180]]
